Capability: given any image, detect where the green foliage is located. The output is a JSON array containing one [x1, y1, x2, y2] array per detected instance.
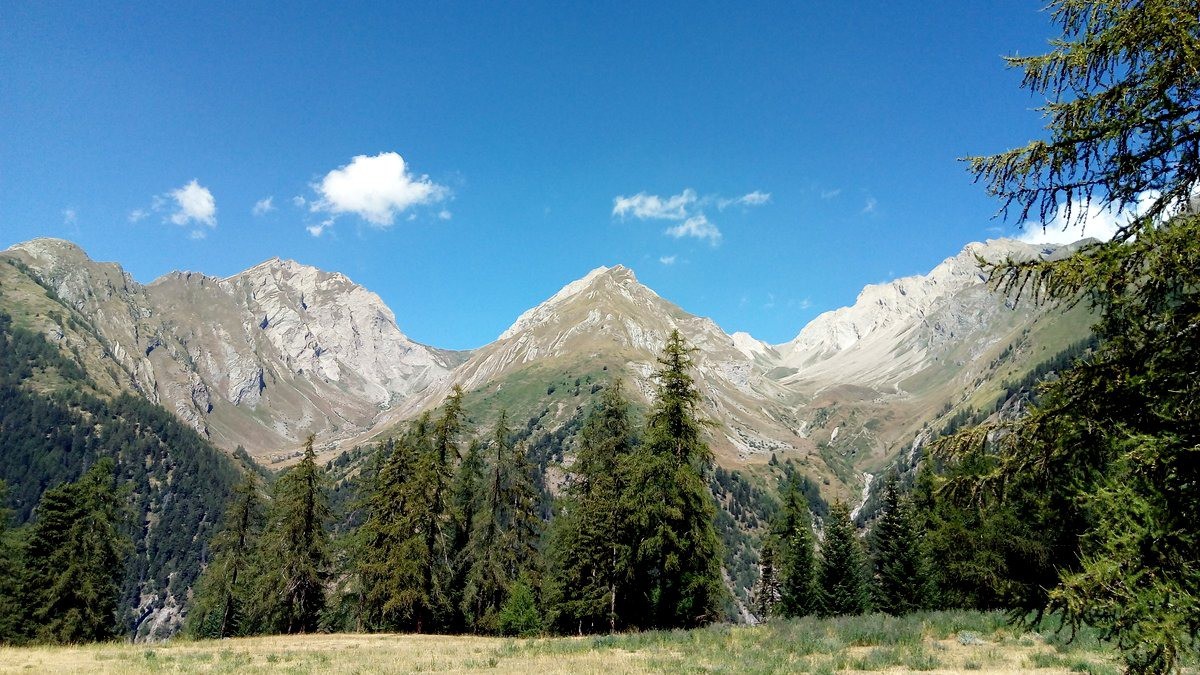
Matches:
[[352, 399, 462, 633], [751, 538, 780, 620], [774, 477, 818, 618], [253, 436, 330, 634], [0, 482, 20, 642], [621, 330, 724, 629], [869, 476, 933, 615], [185, 475, 263, 639], [955, 2, 1200, 669], [462, 411, 542, 633], [496, 578, 542, 637], [818, 502, 872, 617], [0, 310, 240, 638], [546, 380, 634, 634], [21, 458, 129, 643]]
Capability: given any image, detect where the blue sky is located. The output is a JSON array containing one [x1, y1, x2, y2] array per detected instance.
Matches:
[[2, 2, 1073, 350]]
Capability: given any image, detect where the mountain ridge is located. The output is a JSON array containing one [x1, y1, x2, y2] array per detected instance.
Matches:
[[1, 236, 1092, 498]]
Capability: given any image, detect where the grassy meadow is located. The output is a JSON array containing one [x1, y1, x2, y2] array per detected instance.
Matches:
[[0, 611, 1157, 674]]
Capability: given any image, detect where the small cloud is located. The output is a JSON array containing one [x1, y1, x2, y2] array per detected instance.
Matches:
[[438, 209, 453, 221], [796, 297, 813, 310], [820, 188, 842, 200], [62, 208, 77, 226], [718, 190, 771, 210], [659, 255, 677, 265], [665, 214, 721, 245], [311, 151, 448, 226], [128, 208, 148, 223], [292, 195, 306, 207], [861, 197, 877, 215], [168, 180, 217, 227], [763, 293, 776, 310], [1014, 195, 1150, 245], [252, 196, 275, 216], [188, 229, 207, 240], [306, 219, 334, 237], [612, 189, 696, 220]]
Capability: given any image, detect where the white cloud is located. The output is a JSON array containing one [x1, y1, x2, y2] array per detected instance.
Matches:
[[252, 196, 275, 216], [612, 189, 696, 220], [188, 229, 207, 240], [168, 180, 217, 227], [292, 195, 306, 207], [306, 219, 334, 238], [763, 293, 776, 310], [718, 191, 771, 210], [659, 255, 677, 265], [820, 188, 842, 200], [665, 214, 721, 245], [438, 209, 453, 221], [861, 197, 877, 214], [128, 208, 148, 223], [312, 152, 447, 226], [1016, 193, 1158, 245], [613, 186, 767, 245], [62, 208, 77, 226]]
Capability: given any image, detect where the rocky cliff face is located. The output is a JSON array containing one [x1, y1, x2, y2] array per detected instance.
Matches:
[[2, 239, 452, 461], [774, 239, 1073, 389]]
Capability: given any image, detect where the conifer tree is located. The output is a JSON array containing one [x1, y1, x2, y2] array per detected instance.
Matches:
[[353, 419, 433, 631], [257, 435, 330, 634], [186, 474, 263, 638], [421, 386, 465, 627], [870, 475, 932, 615], [462, 412, 541, 633], [956, 3, 1200, 668], [773, 477, 818, 618], [22, 458, 128, 643], [448, 437, 484, 630], [817, 501, 871, 617], [623, 330, 723, 629], [547, 381, 634, 633], [751, 538, 780, 621]]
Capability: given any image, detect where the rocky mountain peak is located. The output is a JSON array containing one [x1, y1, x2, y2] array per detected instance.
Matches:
[[497, 263, 652, 341], [5, 237, 92, 263]]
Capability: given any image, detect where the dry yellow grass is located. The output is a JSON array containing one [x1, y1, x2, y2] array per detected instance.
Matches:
[[0, 612, 1134, 675]]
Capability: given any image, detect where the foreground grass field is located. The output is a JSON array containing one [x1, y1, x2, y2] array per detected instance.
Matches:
[[0, 611, 1175, 674]]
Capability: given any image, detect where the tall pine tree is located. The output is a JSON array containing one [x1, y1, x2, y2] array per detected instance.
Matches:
[[186, 474, 264, 638], [751, 538, 780, 621], [22, 458, 128, 643], [462, 412, 541, 633], [869, 475, 932, 615], [956, 1, 1200, 669], [817, 501, 872, 617], [623, 330, 723, 629], [547, 380, 635, 634], [256, 435, 330, 634], [448, 437, 484, 631], [773, 477, 818, 618]]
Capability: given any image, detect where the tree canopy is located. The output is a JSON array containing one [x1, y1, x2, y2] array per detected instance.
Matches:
[[949, 1, 1200, 670]]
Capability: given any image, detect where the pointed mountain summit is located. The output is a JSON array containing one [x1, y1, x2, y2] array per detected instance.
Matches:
[[388, 263, 812, 468]]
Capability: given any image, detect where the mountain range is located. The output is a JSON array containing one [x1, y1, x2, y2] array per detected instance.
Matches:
[[0, 236, 1092, 504]]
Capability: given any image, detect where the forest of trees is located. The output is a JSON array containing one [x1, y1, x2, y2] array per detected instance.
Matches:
[[0, 309, 241, 642]]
